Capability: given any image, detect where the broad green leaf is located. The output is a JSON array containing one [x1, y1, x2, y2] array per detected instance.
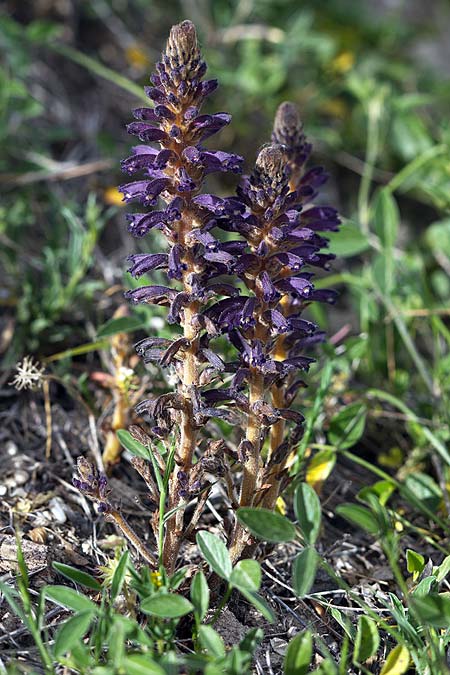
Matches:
[[305, 449, 336, 489], [294, 483, 321, 545], [353, 615, 379, 664], [406, 549, 425, 580], [413, 576, 437, 597], [238, 587, 275, 623], [410, 593, 450, 627], [373, 188, 399, 250], [284, 630, 313, 675], [435, 555, 450, 583], [372, 188, 398, 294], [404, 473, 442, 511], [53, 610, 93, 658], [140, 592, 193, 619], [45, 585, 99, 614], [196, 531, 232, 580], [237, 507, 296, 543], [328, 403, 366, 450], [111, 550, 129, 601], [121, 655, 166, 675], [358, 480, 395, 507], [52, 562, 102, 590], [230, 559, 261, 593], [292, 547, 319, 598], [97, 315, 145, 338], [335, 504, 379, 535], [326, 220, 370, 257], [198, 625, 226, 659], [380, 644, 410, 675], [116, 429, 150, 460], [190, 571, 209, 622]]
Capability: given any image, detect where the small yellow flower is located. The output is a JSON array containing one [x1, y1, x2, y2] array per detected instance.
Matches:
[[126, 44, 151, 69], [104, 187, 125, 206], [331, 50, 355, 74], [151, 571, 163, 588], [275, 496, 287, 516]]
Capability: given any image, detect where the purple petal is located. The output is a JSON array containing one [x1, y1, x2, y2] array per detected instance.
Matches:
[[276, 276, 314, 298], [144, 86, 167, 104], [309, 288, 339, 304], [132, 108, 158, 122], [125, 285, 177, 305], [258, 271, 280, 303], [127, 253, 168, 277], [168, 244, 186, 280], [126, 212, 165, 237], [126, 123, 168, 143], [263, 309, 290, 333], [167, 292, 190, 324], [176, 166, 197, 192], [201, 150, 244, 175], [154, 105, 176, 121], [192, 194, 226, 215]]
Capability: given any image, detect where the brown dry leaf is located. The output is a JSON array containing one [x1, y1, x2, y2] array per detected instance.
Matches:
[[27, 527, 48, 544]]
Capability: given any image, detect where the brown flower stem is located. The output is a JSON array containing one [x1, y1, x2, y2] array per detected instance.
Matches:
[[229, 368, 264, 563], [107, 509, 156, 566], [163, 210, 201, 573]]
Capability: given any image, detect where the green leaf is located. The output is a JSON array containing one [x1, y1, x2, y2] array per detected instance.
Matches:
[[198, 625, 226, 659], [284, 630, 313, 675], [358, 480, 395, 507], [292, 547, 319, 598], [373, 188, 399, 250], [116, 429, 150, 460], [53, 610, 93, 658], [406, 549, 425, 579], [413, 576, 437, 597], [410, 594, 450, 627], [294, 483, 321, 545], [238, 587, 275, 623], [190, 571, 209, 622], [335, 504, 379, 535], [353, 615, 379, 664], [328, 403, 367, 449], [435, 555, 450, 583], [380, 644, 410, 675], [97, 315, 145, 338], [45, 585, 99, 614], [326, 220, 370, 257], [237, 508, 296, 543], [121, 655, 166, 675], [52, 562, 102, 591], [230, 559, 261, 593], [111, 550, 129, 601], [140, 592, 193, 619], [196, 531, 232, 580], [404, 473, 442, 511]]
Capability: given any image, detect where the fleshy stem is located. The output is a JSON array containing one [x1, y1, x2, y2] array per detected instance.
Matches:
[[107, 508, 157, 566], [163, 218, 200, 571]]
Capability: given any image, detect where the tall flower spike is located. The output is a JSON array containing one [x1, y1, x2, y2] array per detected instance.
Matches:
[[213, 124, 339, 560], [119, 20, 243, 572]]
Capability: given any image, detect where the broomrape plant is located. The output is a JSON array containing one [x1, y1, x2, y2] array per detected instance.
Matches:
[[74, 20, 340, 572]]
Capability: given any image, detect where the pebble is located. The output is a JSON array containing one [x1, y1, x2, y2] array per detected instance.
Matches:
[[49, 497, 67, 524]]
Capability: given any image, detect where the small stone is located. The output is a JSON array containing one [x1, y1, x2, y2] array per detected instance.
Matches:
[[49, 497, 67, 524], [270, 638, 288, 656]]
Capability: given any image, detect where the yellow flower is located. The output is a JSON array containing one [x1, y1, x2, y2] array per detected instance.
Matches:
[[104, 187, 125, 206], [275, 496, 287, 516], [331, 50, 355, 74], [126, 44, 151, 69], [151, 571, 163, 588]]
